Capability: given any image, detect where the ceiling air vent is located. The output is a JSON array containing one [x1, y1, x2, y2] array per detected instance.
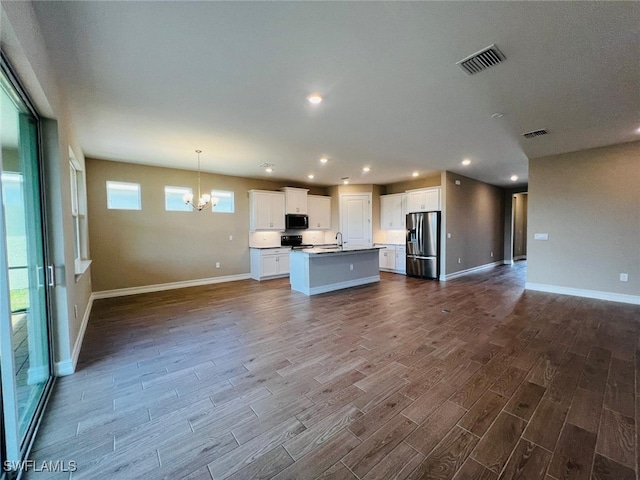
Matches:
[[522, 129, 548, 139], [456, 44, 506, 75]]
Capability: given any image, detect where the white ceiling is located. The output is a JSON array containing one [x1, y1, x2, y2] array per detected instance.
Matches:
[[31, 1, 639, 187]]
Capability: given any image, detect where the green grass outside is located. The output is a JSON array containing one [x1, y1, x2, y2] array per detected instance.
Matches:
[[10, 289, 29, 312]]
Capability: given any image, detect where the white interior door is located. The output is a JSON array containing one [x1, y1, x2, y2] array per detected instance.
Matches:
[[340, 194, 371, 248]]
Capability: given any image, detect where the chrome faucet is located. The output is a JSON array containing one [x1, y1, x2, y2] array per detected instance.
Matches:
[[335, 232, 343, 248]]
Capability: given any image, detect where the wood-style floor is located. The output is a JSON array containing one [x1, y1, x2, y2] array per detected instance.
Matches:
[[26, 263, 640, 480]]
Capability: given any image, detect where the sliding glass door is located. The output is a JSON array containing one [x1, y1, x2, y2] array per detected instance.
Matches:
[[1, 58, 53, 465]]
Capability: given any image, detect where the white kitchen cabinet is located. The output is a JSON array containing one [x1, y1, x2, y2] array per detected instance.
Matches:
[[281, 187, 309, 214], [307, 195, 331, 230], [249, 190, 285, 231], [380, 193, 406, 230], [406, 187, 441, 213], [395, 245, 406, 273], [376, 244, 406, 274], [250, 247, 291, 280]]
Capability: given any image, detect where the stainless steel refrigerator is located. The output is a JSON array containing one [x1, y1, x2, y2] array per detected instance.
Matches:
[[406, 211, 440, 279]]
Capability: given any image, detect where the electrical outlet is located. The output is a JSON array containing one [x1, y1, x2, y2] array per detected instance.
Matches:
[[458, 258, 461, 264], [620, 273, 628, 282], [229, 235, 233, 241], [74, 304, 78, 319], [447, 233, 451, 239], [349, 264, 354, 271], [491, 252, 494, 257], [216, 262, 221, 269]]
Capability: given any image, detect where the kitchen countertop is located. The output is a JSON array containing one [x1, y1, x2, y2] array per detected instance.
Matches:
[[293, 246, 384, 255]]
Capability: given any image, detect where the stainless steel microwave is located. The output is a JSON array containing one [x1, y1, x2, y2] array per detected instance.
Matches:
[[285, 214, 309, 229]]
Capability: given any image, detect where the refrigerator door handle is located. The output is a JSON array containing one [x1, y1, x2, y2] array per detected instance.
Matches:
[[408, 255, 436, 260]]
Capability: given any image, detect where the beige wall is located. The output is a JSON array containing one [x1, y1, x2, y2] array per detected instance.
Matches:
[[385, 173, 441, 194], [444, 172, 505, 275], [86, 158, 325, 291], [3, 1, 92, 373], [527, 141, 640, 298]]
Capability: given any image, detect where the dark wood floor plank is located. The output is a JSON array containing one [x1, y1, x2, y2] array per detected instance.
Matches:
[[489, 366, 527, 398], [458, 390, 507, 437], [548, 423, 597, 480], [595, 408, 635, 469], [452, 458, 497, 480], [522, 399, 568, 451], [407, 426, 479, 480], [565, 387, 603, 434], [497, 439, 551, 480], [401, 382, 456, 425], [591, 453, 635, 480], [348, 391, 413, 440], [471, 412, 527, 474], [504, 381, 546, 421], [405, 401, 467, 456], [361, 442, 424, 480]]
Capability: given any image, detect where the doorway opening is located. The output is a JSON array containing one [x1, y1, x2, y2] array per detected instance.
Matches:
[[512, 192, 528, 262]]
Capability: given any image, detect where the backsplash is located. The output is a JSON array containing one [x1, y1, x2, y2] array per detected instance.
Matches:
[[249, 230, 333, 248]]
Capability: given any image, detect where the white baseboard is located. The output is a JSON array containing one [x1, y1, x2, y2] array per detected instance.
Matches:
[[92, 273, 251, 299], [513, 255, 527, 261], [54, 294, 93, 376], [294, 275, 380, 296], [525, 282, 640, 305], [441, 261, 502, 281]]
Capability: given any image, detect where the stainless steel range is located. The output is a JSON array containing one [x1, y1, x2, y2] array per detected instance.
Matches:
[[281, 235, 313, 250]]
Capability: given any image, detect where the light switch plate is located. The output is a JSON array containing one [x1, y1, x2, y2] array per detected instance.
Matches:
[[534, 233, 549, 241]]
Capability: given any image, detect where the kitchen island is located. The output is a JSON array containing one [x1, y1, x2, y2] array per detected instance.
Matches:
[[290, 246, 382, 295]]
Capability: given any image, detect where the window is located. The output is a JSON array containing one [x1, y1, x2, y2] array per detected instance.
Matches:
[[211, 190, 234, 213], [106, 181, 141, 210], [164, 186, 192, 211], [70, 150, 91, 275]]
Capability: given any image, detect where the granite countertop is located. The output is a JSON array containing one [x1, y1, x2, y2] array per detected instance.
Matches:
[[293, 245, 384, 255]]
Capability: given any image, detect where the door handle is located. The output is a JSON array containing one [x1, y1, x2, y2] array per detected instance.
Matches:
[[47, 265, 55, 287]]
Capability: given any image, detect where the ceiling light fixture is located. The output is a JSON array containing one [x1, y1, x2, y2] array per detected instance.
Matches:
[[307, 93, 323, 105], [510, 175, 519, 181], [362, 167, 370, 173], [342, 177, 349, 185], [308, 174, 314, 179], [265, 167, 273, 173], [462, 159, 471, 166], [184, 150, 217, 211], [412, 172, 419, 177], [319, 157, 328, 164]]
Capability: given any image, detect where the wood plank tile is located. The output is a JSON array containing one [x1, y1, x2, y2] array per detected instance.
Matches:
[[603, 379, 635, 418], [283, 404, 362, 461], [361, 442, 424, 480], [316, 461, 358, 479], [566, 387, 603, 434], [224, 446, 293, 480], [407, 426, 479, 480], [547, 423, 596, 480], [497, 439, 551, 480], [305, 370, 366, 405], [405, 401, 467, 456], [352, 375, 409, 413], [297, 385, 364, 428], [452, 458, 497, 480], [590, 453, 635, 480], [348, 391, 413, 440], [505, 381, 546, 421], [458, 390, 507, 437], [272, 429, 361, 480], [471, 412, 527, 474], [342, 413, 418, 477], [522, 399, 568, 451], [402, 382, 456, 425], [489, 366, 527, 398], [595, 408, 635, 469]]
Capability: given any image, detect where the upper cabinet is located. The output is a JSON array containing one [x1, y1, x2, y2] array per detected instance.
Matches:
[[406, 187, 441, 213], [249, 190, 285, 231], [307, 195, 331, 230], [380, 193, 407, 230], [281, 187, 309, 214]]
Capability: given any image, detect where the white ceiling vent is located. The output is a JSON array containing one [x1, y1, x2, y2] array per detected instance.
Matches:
[[456, 44, 506, 75], [522, 129, 548, 139]]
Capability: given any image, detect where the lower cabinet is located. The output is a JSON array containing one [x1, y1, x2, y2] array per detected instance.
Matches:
[[250, 248, 291, 280], [376, 244, 406, 274]]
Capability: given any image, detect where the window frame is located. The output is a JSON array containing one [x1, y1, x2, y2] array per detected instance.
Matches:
[[106, 180, 142, 211], [211, 189, 235, 214]]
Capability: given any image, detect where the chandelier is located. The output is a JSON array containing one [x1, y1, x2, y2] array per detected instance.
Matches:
[[183, 150, 217, 211]]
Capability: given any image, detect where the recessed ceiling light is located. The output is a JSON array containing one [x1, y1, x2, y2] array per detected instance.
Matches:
[[307, 93, 323, 105], [510, 175, 518, 181], [319, 157, 328, 164], [636, 126, 640, 134], [491, 112, 504, 118], [265, 167, 273, 173], [362, 167, 370, 173], [308, 174, 314, 179], [412, 172, 419, 177], [462, 159, 471, 166], [341, 177, 349, 185]]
